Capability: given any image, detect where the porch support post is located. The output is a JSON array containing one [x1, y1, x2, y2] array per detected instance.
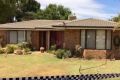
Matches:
[[46, 31, 50, 50]]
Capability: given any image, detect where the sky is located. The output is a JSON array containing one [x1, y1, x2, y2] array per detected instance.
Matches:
[[36, 0, 120, 20]]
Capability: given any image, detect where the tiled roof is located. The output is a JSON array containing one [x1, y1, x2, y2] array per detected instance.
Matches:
[[0, 20, 68, 30], [53, 18, 117, 27], [0, 18, 117, 30]]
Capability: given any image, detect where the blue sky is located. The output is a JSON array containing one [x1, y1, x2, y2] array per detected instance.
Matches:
[[97, 0, 120, 16], [36, 0, 120, 20]]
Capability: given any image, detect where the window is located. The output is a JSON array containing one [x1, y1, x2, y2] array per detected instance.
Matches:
[[80, 30, 112, 50], [86, 30, 96, 49], [96, 30, 105, 49], [81, 30, 85, 48], [26, 31, 31, 43], [9, 31, 31, 44], [18, 31, 25, 43], [106, 30, 112, 49], [10, 31, 17, 44]]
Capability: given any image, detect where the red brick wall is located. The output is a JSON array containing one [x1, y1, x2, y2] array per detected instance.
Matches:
[[0, 30, 7, 47], [83, 49, 112, 59], [112, 30, 120, 59], [64, 29, 80, 50]]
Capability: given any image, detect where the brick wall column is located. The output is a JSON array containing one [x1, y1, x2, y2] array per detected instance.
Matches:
[[64, 29, 80, 50], [112, 30, 120, 59], [0, 30, 7, 47]]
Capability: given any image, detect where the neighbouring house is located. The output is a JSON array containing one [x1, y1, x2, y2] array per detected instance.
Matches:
[[0, 18, 120, 59]]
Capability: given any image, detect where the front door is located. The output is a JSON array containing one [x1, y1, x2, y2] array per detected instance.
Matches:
[[39, 31, 46, 49], [50, 31, 64, 49]]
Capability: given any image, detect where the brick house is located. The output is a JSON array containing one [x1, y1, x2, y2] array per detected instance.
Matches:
[[0, 18, 120, 59]]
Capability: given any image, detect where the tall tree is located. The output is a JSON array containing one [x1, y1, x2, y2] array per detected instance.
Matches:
[[22, 0, 40, 12], [41, 4, 72, 20], [57, 5, 72, 20], [0, 1, 72, 23], [0, 0, 41, 23], [15, 0, 40, 21], [0, 0, 16, 23]]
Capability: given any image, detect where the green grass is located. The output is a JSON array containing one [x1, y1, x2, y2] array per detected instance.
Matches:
[[0, 52, 120, 79]]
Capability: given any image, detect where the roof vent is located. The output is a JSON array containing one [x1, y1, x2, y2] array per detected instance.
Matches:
[[68, 14, 77, 20]]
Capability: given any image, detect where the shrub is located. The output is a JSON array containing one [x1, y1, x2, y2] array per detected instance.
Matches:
[[5, 42, 32, 54], [50, 44, 56, 50], [74, 45, 83, 57], [23, 48, 30, 52], [6, 44, 18, 53], [47, 44, 57, 54], [63, 50, 72, 58], [0, 48, 5, 54], [17, 42, 32, 49], [18, 42, 27, 49], [55, 49, 71, 59], [23, 48, 32, 55], [47, 50, 56, 55], [14, 48, 31, 55], [55, 49, 65, 59]]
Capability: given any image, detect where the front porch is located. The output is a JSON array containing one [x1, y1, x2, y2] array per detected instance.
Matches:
[[31, 31, 64, 50]]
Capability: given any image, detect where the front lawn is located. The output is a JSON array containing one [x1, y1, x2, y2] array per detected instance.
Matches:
[[0, 52, 120, 78]]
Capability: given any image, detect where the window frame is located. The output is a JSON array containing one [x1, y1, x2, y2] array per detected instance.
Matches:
[[9, 31, 18, 44], [18, 30, 26, 43], [96, 30, 106, 49], [106, 30, 112, 50], [26, 31, 32, 43], [85, 30, 96, 49], [80, 29, 112, 50], [8, 30, 31, 44]]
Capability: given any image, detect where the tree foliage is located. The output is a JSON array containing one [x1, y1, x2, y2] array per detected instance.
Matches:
[[111, 14, 120, 22], [0, 1, 72, 24], [22, 0, 40, 12], [15, 0, 40, 21], [40, 4, 72, 20], [0, 0, 40, 23], [0, 0, 16, 23]]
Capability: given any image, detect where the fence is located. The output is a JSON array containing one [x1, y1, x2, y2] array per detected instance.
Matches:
[[1, 73, 120, 80]]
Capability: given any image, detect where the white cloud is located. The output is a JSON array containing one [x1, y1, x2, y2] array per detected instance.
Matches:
[[36, 0, 116, 19]]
